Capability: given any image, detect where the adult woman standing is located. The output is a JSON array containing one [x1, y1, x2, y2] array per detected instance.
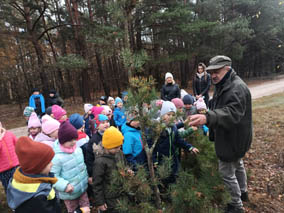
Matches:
[[161, 72, 181, 101], [192, 63, 211, 106]]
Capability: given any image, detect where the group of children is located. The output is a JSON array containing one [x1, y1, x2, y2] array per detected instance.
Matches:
[[0, 91, 209, 213]]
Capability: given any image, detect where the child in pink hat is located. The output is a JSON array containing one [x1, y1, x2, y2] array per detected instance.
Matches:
[[27, 112, 41, 140], [51, 105, 67, 123], [34, 115, 60, 147]]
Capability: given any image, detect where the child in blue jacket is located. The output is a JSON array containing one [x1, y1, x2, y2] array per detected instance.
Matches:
[[122, 108, 146, 170], [152, 101, 199, 186], [51, 121, 90, 213], [113, 97, 126, 129]]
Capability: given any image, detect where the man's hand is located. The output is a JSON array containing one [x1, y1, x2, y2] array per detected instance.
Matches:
[[189, 114, 207, 127], [98, 204, 107, 211], [191, 147, 199, 154]]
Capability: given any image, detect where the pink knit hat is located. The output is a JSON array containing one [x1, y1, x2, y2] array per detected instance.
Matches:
[[91, 106, 105, 116], [155, 100, 164, 107], [28, 112, 41, 128], [52, 105, 67, 121], [194, 98, 207, 110], [102, 105, 112, 115], [171, 98, 184, 109], [41, 115, 60, 135]]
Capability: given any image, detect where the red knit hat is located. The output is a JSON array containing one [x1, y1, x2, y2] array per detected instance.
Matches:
[[16, 136, 54, 174], [58, 121, 78, 144]]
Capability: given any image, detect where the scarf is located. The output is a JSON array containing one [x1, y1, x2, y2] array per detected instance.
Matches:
[[59, 143, 77, 153], [196, 72, 205, 79], [13, 168, 57, 184], [29, 94, 45, 113]]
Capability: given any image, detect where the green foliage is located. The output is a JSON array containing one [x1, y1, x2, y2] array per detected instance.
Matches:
[[56, 54, 88, 70], [169, 130, 229, 212]]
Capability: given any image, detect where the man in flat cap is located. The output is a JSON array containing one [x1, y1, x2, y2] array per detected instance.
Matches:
[[189, 55, 252, 213]]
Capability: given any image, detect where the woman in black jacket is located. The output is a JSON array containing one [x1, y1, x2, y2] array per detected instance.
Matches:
[[161, 72, 181, 101], [192, 63, 211, 106]]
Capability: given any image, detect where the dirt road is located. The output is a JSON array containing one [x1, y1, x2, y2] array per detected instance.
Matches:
[[8, 77, 284, 138]]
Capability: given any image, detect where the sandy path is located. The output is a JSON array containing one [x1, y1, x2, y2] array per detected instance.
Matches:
[[8, 77, 284, 138]]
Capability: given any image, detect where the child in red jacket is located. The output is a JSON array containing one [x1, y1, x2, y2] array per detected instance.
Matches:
[[0, 122, 19, 193]]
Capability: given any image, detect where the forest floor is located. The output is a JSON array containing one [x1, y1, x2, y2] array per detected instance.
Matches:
[[1, 76, 284, 212]]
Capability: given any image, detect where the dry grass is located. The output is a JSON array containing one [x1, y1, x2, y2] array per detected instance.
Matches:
[[244, 92, 284, 212]]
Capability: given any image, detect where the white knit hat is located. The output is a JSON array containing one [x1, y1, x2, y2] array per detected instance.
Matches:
[[165, 72, 174, 80], [194, 98, 207, 110], [84, 103, 93, 114], [160, 101, 176, 117], [107, 96, 114, 102]]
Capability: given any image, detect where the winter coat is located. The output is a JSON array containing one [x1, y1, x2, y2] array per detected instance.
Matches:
[[193, 73, 211, 105], [84, 113, 94, 138], [150, 125, 193, 176], [29, 94, 45, 115], [184, 106, 198, 119], [206, 69, 252, 162], [45, 94, 64, 108], [121, 123, 146, 168], [0, 131, 19, 173], [113, 107, 126, 127], [77, 131, 89, 162], [34, 132, 55, 148], [161, 83, 181, 101], [86, 132, 102, 177], [6, 168, 60, 213], [93, 152, 124, 210], [51, 140, 88, 200]]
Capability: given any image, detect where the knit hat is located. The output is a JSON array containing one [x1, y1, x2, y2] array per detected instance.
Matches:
[[41, 115, 60, 135], [182, 95, 195, 105], [107, 96, 114, 103], [121, 91, 128, 99], [100, 95, 107, 102], [155, 100, 164, 108], [171, 98, 184, 109], [95, 114, 109, 129], [102, 126, 124, 149], [52, 105, 67, 121], [16, 136, 54, 174], [69, 113, 84, 129], [165, 72, 173, 80], [49, 89, 56, 95], [45, 106, 53, 115], [23, 106, 34, 117], [160, 101, 176, 117], [102, 105, 112, 115], [84, 103, 93, 114], [28, 112, 41, 128], [91, 106, 105, 117], [194, 98, 207, 110], [58, 121, 78, 144], [115, 97, 123, 106]]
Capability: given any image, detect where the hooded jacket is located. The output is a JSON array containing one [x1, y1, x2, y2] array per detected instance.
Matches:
[[6, 168, 60, 213], [51, 140, 88, 200], [206, 69, 252, 162], [113, 107, 126, 127], [0, 131, 19, 172], [121, 123, 146, 168], [93, 151, 125, 210]]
